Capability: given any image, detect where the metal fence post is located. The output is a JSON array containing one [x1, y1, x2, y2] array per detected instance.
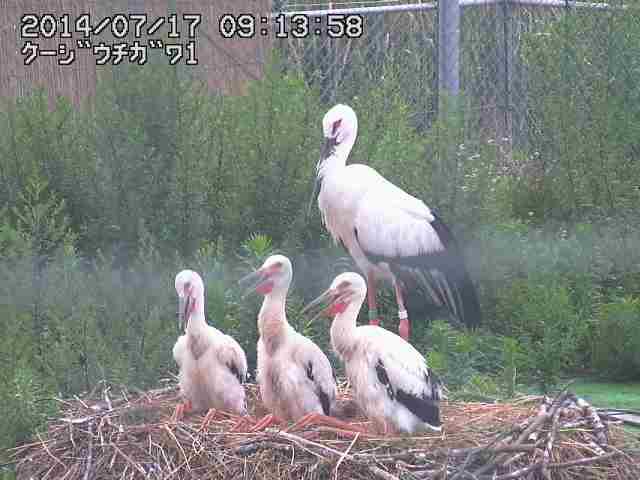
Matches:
[[495, 0, 512, 147], [437, 0, 461, 217], [438, 0, 460, 100]]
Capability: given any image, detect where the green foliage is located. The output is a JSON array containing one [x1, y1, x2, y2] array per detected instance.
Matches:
[[501, 337, 522, 399], [350, 69, 428, 186], [240, 233, 274, 268], [11, 175, 76, 256], [0, 363, 57, 466], [521, 9, 640, 221], [494, 278, 585, 392], [592, 297, 640, 380], [424, 321, 525, 401]]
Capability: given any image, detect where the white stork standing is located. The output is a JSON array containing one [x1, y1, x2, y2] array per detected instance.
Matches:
[[302, 272, 444, 434], [239, 254, 358, 432], [172, 270, 248, 426], [307, 104, 481, 341]]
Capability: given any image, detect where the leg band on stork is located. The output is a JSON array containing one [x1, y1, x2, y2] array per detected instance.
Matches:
[[368, 308, 379, 326], [366, 272, 381, 327], [394, 280, 410, 341]]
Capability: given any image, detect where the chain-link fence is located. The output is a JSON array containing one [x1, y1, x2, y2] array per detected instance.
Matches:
[[271, 0, 639, 173], [2, 0, 638, 226]]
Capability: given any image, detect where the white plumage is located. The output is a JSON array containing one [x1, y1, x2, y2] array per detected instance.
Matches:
[[303, 272, 443, 434], [309, 104, 481, 340], [239, 255, 338, 429], [173, 270, 248, 420]]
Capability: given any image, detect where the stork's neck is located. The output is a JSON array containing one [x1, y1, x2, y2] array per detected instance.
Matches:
[[186, 297, 207, 333], [329, 300, 362, 360], [258, 290, 289, 337], [317, 133, 356, 179]]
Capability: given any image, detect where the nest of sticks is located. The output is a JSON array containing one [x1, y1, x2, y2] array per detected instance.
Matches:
[[11, 380, 640, 480]]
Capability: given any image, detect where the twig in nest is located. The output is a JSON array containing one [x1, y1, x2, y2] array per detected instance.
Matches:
[[81, 421, 93, 480], [473, 392, 568, 477], [36, 431, 66, 470], [567, 393, 608, 446], [450, 450, 475, 480], [548, 450, 621, 469], [234, 440, 292, 456], [163, 424, 191, 472], [488, 461, 542, 479], [277, 430, 350, 458], [367, 465, 400, 480], [334, 432, 359, 480], [540, 394, 564, 479], [103, 386, 113, 411], [353, 444, 535, 465], [501, 451, 527, 468], [109, 442, 147, 476]]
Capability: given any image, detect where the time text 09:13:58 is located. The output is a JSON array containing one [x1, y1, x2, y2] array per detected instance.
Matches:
[[219, 13, 364, 39]]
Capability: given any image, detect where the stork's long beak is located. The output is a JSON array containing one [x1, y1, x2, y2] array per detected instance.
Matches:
[[238, 268, 266, 298], [319, 136, 338, 162], [177, 295, 191, 332], [301, 287, 342, 324], [306, 136, 338, 222], [306, 176, 321, 221]]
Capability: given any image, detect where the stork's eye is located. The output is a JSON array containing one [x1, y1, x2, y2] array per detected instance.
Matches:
[[265, 262, 282, 275], [337, 280, 350, 290], [332, 119, 342, 136]]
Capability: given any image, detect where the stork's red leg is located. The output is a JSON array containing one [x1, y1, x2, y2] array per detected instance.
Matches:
[[285, 412, 368, 434], [393, 279, 410, 341], [248, 413, 285, 432], [366, 272, 381, 327], [229, 416, 254, 432], [172, 399, 193, 422], [198, 408, 219, 431]]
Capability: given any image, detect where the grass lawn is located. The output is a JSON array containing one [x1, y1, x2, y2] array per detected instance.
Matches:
[[540, 378, 640, 437], [566, 378, 640, 410]]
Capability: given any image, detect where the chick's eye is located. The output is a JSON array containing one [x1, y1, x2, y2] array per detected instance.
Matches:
[[332, 119, 342, 135]]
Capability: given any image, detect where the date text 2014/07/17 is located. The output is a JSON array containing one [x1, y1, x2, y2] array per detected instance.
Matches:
[[218, 13, 364, 40]]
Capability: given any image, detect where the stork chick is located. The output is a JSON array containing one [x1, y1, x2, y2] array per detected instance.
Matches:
[[173, 270, 248, 427], [308, 104, 481, 341], [302, 272, 444, 435], [240, 255, 355, 433]]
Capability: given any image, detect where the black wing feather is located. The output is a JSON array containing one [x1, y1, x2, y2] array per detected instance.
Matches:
[[227, 361, 244, 384], [375, 359, 442, 428], [375, 359, 396, 400], [395, 389, 441, 427], [306, 361, 331, 415]]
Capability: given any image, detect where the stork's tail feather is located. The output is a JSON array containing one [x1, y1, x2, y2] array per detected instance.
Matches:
[[428, 213, 482, 328], [398, 261, 481, 329]]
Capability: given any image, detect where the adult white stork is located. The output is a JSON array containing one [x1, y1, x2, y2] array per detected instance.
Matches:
[[172, 270, 248, 426], [302, 272, 444, 434], [240, 255, 355, 432], [307, 104, 481, 341]]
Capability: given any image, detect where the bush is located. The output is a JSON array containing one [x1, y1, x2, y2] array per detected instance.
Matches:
[[494, 278, 586, 392], [592, 297, 640, 380], [423, 321, 526, 401], [0, 363, 57, 468]]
